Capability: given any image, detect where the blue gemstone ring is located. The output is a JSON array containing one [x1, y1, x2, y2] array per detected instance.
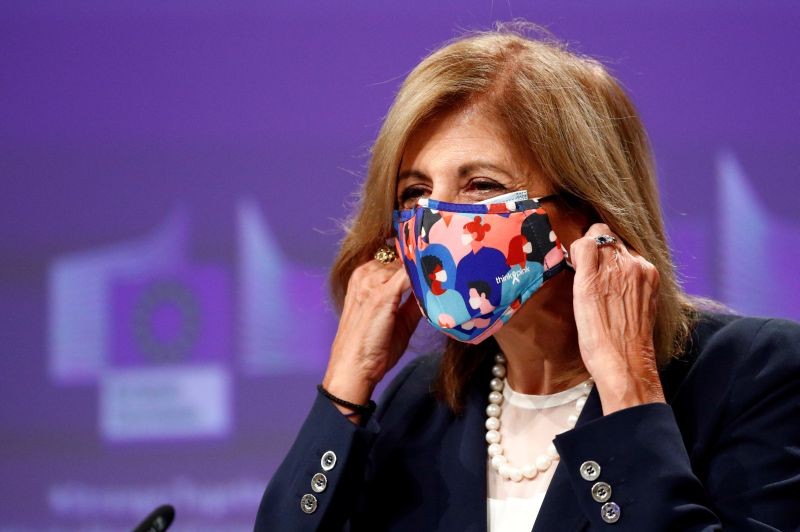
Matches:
[[594, 234, 618, 248]]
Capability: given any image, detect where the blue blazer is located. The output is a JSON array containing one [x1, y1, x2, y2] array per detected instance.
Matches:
[[255, 314, 800, 531]]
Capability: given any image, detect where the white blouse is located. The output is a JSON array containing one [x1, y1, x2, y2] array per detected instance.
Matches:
[[487, 378, 592, 532]]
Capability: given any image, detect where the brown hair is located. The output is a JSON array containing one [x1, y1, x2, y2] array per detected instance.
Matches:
[[329, 25, 696, 411]]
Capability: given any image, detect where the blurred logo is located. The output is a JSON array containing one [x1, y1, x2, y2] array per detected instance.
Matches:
[[47, 200, 335, 442]]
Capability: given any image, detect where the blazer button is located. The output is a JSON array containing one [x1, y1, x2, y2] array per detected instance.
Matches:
[[311, 472, 328, 493], [601, 501, 621, 523], [579, 460, 601, 481], [300, 494, 318, 514], [591, 481, 612, 503], [321, 450, 337, 471]]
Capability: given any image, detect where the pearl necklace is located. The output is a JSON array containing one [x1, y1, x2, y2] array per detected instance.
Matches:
[[486, 353, 593, 482]]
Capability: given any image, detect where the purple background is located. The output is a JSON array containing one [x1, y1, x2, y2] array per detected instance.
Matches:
[[1, 1, 799, 530]]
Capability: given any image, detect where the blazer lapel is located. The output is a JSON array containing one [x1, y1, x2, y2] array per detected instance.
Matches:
[[531, 385, 602, 532], [437, 364, 490, 531], [435, 363, 603, 532]]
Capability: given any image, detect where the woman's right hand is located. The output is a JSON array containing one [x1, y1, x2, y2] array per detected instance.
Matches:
[[322, 259, 422, 418]]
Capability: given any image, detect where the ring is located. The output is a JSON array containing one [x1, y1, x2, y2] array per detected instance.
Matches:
[[374, 245, 397, 264], [594, 234, 618, 248]]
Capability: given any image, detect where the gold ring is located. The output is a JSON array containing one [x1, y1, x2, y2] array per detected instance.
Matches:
[[374, 245, 397, 264]]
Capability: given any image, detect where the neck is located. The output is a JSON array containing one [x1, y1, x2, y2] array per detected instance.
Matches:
[[492, 270, 589, 395]]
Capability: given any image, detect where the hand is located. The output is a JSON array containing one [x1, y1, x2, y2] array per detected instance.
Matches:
[[569, 223, 665, 415], [322, 258, 422, 419]]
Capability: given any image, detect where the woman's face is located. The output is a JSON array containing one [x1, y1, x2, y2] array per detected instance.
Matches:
[[397, 105, 542, 209], [397, 105, 588, 249]]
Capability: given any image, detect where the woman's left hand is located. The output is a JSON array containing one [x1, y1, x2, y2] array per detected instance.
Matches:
[[569, 223, 666, 415]]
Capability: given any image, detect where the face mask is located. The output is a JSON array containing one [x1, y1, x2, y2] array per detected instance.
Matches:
[[393, 194, 568, 344]]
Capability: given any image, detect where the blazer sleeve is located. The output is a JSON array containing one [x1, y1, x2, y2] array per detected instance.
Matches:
[[553, 318, 800, 531], [253, 357, 425, 531]]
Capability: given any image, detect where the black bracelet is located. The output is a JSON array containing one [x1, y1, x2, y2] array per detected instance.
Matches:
[[317, 384, 376, 416]]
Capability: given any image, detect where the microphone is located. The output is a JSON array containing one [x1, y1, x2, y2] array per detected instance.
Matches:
[[132, 504, 175, 532]]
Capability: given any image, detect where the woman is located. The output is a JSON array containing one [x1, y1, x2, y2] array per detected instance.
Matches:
[[255, 28, 800, 531]]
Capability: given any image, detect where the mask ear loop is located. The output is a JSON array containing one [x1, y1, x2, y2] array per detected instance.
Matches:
[[531, 193, 559, 204], [531, 194, 575, 270]]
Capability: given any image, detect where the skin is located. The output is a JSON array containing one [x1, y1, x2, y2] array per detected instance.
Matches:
[[323, 104, 665, 423]]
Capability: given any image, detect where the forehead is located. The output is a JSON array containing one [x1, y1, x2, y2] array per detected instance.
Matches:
[[399, 105, 540, 183]]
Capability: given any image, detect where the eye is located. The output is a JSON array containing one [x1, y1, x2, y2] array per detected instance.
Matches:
[[398, 185, 429, 208], [467, 178, 505, 193]]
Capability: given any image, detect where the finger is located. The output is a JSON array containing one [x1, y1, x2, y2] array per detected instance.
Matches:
[[581, 223, 629, 268], [632, 254, 660, 284], [361, 258, 399, 276], [570, 234, 600, 274], [582, 222, 613, 239], [386, 264, 411, 296], [585, 223, 625, 252], [347, 260, 402, 306], [359, 258, 403, 285], [349, 260, 379, 286], [375, 261, 404, 287], [630, 253, 649, 269], [574, 224, 614, 265]]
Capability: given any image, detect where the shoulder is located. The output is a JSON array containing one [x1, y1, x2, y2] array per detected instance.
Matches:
[[687, 312, 799, 373], [692, 311, 800, 353], [663, 312, 800, 385], [662, 311, 800, 431], [703, 313, 800, 398]]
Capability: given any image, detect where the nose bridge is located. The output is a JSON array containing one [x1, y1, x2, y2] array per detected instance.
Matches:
[[427, 173, 460, 203]]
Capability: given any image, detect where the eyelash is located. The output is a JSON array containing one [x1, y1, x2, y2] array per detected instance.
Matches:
[[470, 179, 505, 192], [399, 185, 427, 203], [398, 179, 506, 204]]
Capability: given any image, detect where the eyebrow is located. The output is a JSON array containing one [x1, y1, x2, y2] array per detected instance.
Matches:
[[397, 161, 513, 182], [397, 169, 428, 182]]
